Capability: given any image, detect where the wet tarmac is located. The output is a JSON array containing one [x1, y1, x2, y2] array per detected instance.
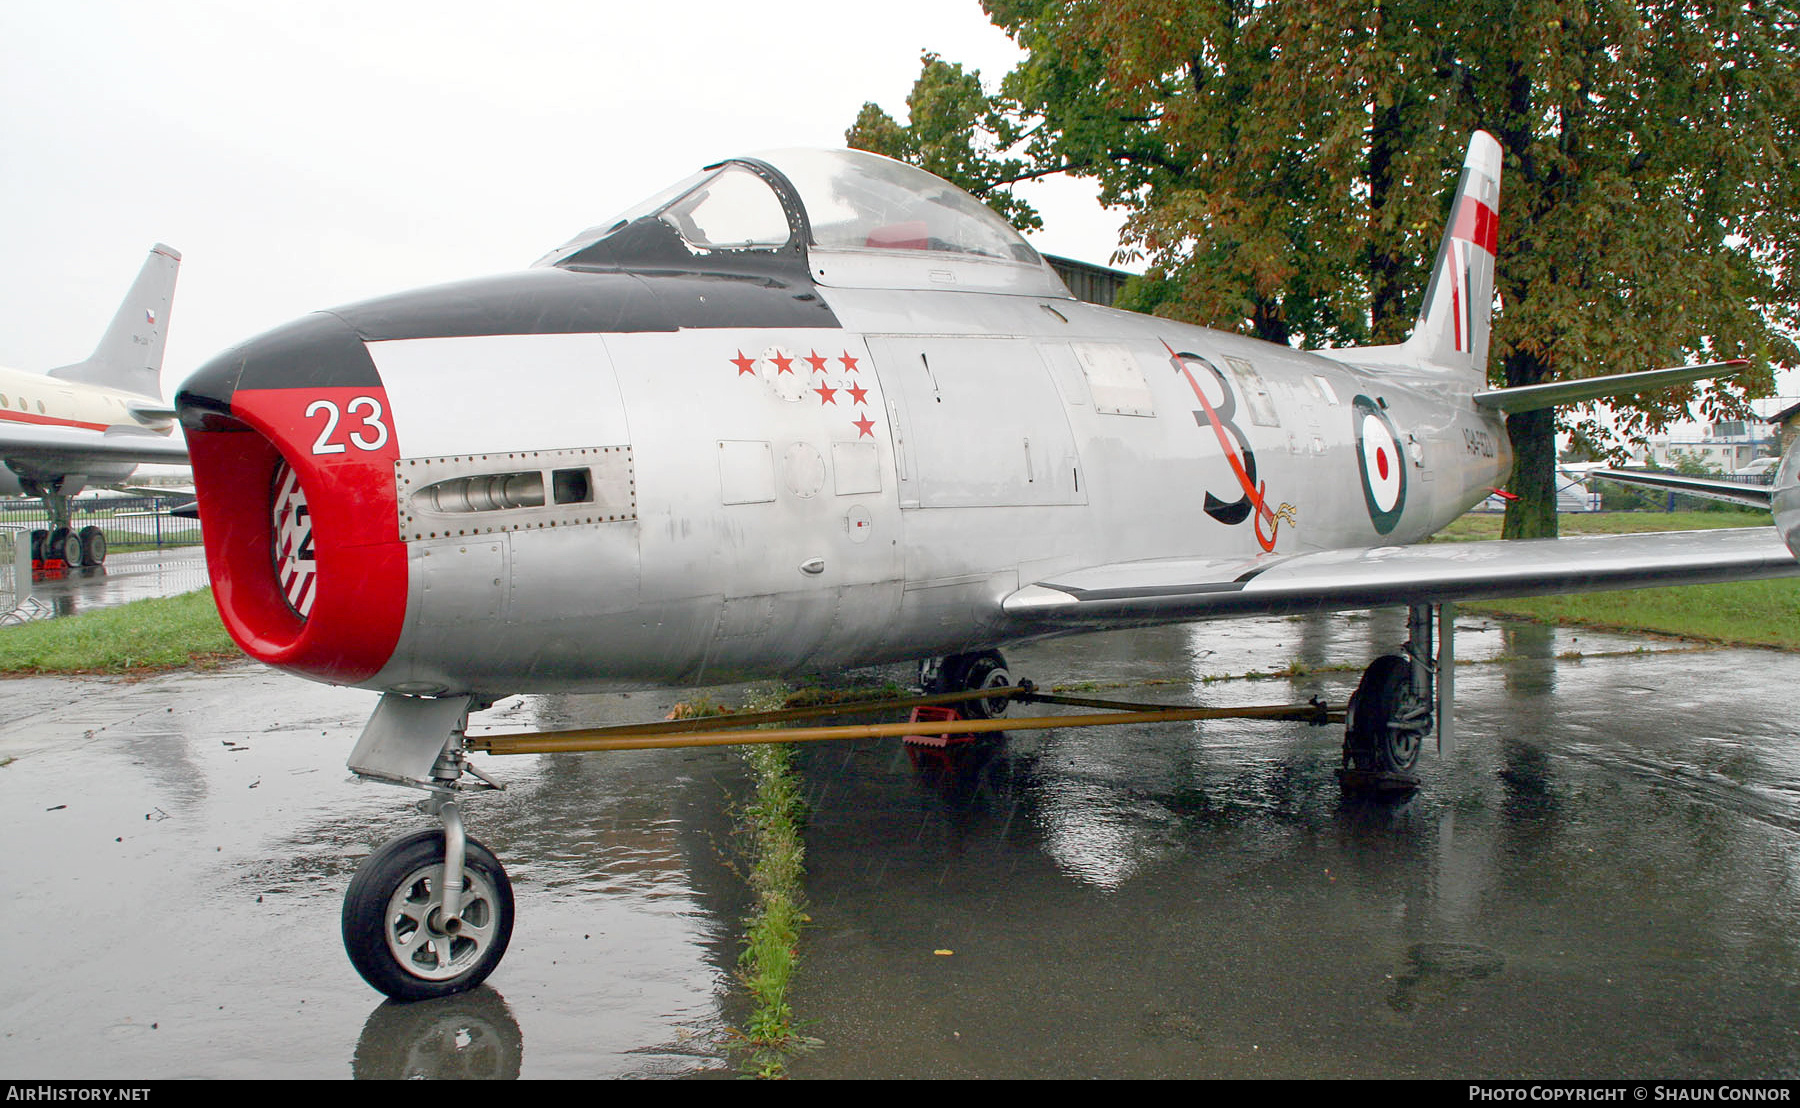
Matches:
[[1, 611, 1798, 1078], [13, 546, 209, 618]]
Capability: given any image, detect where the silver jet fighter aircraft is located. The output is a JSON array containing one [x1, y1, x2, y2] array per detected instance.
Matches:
[[176, 132, 1800, 1000]]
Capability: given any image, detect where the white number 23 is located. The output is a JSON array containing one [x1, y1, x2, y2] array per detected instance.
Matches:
[[306, 396, 390, 455]]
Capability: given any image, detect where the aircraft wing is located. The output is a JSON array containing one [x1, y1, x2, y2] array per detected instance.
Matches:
[[1587, 469, 1773, 510], [1002, 528, 1798, 629], [0, 423, 187, 467]]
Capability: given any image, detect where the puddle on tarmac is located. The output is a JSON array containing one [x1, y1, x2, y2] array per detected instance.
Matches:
[[2, 612, 1798, 1077], [16, 546, 210, 619]]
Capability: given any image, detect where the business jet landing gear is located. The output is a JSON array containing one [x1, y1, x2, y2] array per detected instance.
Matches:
[[921, 649, 1013, 719], [77, 526, 106, 566], [1342, 603, 1453, 781], [343, 695, 512, 1000], [25, 487, 107, 567], [36, 527, 81, 565]]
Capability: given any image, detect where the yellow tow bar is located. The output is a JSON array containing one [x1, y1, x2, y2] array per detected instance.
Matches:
[[464, 685, 1343, 757]]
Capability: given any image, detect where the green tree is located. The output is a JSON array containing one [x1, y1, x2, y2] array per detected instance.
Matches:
[[847, 52, 1042, 232], [857, 1, 1800, 539]]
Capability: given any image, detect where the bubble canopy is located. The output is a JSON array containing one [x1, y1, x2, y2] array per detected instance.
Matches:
[[765, 148, 1041, 263], [539, 149, 1062, 293]]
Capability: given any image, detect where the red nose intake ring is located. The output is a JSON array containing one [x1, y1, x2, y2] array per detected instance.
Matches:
[[176, 313, 408, 686]]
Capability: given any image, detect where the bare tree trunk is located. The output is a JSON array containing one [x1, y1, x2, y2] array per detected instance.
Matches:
[[1501, 349, 1557, 538], [1367, 97, 1410, 343]]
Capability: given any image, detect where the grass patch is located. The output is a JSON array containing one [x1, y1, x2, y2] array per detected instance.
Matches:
[[727, 685, 813, 1079], [0, 588, 240, 674], [1466, 580, 1800, 650], [1434, 509, 1766, 542], [1434, 510, 1800, 649]]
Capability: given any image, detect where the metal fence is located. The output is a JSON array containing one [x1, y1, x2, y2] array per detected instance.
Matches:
[[0, 496, 202, 551], [0, 533, 47, 623]]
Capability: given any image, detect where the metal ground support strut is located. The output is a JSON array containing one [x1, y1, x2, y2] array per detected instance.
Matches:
[[1438, 602, 1455, 756], [1404, 601, 1456, 757]]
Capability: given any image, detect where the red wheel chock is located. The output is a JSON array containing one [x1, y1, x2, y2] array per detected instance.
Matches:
[[902, 705, 975, 748]]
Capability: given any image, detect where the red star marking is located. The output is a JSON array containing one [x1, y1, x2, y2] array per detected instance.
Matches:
[[839, 351, 860, 373], [770, 351, 795, 375], [804, 349, 829, 373], [814, 383, 838, 405], [731, 350, 757, 376], [853, 414, 876, 438], [846, 383, 869, 405]]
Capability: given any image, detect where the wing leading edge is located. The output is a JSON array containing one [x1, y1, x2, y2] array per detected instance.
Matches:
[[1003, 528, 1799, 631]]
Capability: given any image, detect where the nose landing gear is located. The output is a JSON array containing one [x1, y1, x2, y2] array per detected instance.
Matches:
[[342, 694, 512, 1001], [342, 825, 514, 1001]]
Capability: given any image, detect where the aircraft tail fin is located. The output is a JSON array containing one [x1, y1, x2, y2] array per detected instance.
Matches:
[[49, 244, 181, 400], [1402, 131, 1502, 375]]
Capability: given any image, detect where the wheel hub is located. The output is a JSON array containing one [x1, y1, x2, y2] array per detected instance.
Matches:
[[385, 864, 498, 981]]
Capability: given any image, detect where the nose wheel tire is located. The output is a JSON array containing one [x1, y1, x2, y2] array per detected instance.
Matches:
[[1344, 653, 1426, 774], [343, 829, 515, 1001]]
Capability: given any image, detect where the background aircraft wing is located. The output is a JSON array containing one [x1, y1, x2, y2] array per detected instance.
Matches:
[[0, 423, 188, 467], [1470, 360, 1748, 413], [1003, 528, 1797, 630], [1588, 469, 1774, 510]]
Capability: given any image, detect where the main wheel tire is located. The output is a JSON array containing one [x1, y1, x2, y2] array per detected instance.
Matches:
[[77, 526, 106, 567], [952, 650, 1012, 720], [46, 526, 78, 565], [28, 530, 44, 561], [1344, 653, 1424, 774], [343, 829, 515, 1002]]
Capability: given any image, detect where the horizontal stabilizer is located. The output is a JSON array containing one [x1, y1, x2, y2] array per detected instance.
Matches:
[[1004, 527, 1798, 631], [1472, 360, 1748, 413], [1588, 469, 1773, 510]]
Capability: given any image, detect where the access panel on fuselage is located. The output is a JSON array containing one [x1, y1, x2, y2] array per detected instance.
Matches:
[[865, 335, 1085, 509]]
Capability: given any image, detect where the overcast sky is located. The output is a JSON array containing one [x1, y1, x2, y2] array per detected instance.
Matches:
[[6, 2, 1785, 426], [0, 0, 1126, 393]]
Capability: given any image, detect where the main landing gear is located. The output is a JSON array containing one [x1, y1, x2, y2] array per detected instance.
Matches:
[[30, 526, 106, 567], [1342, 602, 1454, 786], [920, 649, 1014, 720], [24, 487, 108, 567]]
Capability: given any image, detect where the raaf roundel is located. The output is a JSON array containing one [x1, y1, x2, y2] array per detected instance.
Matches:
[[1354, 395, 1406, 535]]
